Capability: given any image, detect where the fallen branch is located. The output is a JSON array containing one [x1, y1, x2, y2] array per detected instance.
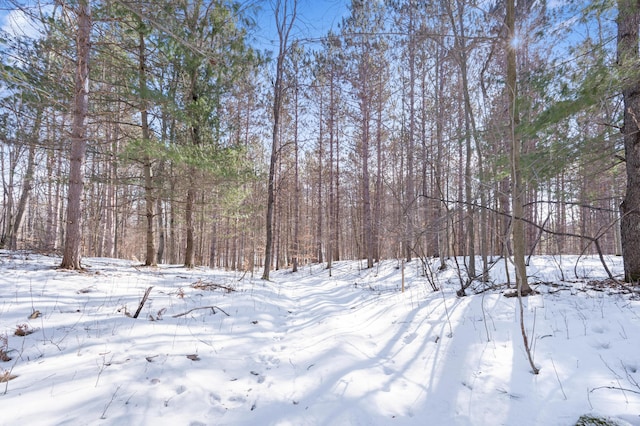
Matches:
[[191, 279, 235, 293], [172, 305, 230, 318], [133, 286, 153, 319]]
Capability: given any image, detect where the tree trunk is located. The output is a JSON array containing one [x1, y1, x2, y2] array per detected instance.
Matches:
[[618, 0, 640, 282], [374, 72, 383, 263], [60, 0, 91, 270], [184, 185, 195, 268], [138, 25, 156, 266], [292, 69, 301, 273], [46, 123, 62, 252], [362, 105, 374, 269], [263, 0, 296, 280], [507, 0, 532, 295], [6, 139, 37, 250], [317, 92, 324, 265], [156, 193, 165, 264], [0, 148, 16, 249], [404, 4, 416, 263]]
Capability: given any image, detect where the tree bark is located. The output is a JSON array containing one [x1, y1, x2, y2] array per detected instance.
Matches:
[[618, 0, 640, 282], [61, 0, 91, 270]]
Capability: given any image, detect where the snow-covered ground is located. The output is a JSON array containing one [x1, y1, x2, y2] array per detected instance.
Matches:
[[0, 250, 638, 425]]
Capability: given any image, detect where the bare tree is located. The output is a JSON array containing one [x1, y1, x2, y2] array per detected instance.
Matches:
[[263, 0, 297, 280], [341, 0, 387, 269], [137, 14, 156, 266]]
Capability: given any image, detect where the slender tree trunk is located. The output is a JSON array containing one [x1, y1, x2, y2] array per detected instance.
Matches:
[[405, 4, 416, 263], [374, 73, 383, 263], [263, 89, 278, 276], [184, 64, 200, 268], [263, 0, 296, 280], [209, 212, 217, 268], [184, 185, 195, 268], [156, 196, 165, 264], [169, 176, 177, 264], [0, 148, 16, 249], [618, 0, 640, 281], [434, 43, 447, 270], [506, 0, 538, 377], [316, 147, 324, 264], [6, 137, 37, 250], [45, 120, 60, 252], [292, 73, 301, 272], [507, 0, 532, 295], [138, 27, 156, 266], [362, 104, 374, 269], [103, 122, 116, 257], [61, 0, 91, 270], [334, 127, 340, 262], [327, 85, 335, 271]]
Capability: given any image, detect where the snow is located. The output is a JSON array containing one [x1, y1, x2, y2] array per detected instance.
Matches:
[[0, 250, 639, 426]]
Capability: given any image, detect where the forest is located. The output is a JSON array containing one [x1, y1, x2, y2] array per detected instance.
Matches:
[[2, 2, 640, 424], [1, 0, 640, 284]]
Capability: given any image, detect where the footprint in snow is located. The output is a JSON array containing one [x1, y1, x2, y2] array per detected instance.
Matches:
[[257, 354, 281, 369], [590, 339, 611, 350], [591, 324, 608, 334]]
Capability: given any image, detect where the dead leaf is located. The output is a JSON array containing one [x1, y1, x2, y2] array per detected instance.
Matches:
[[0, 372, 17, 382]]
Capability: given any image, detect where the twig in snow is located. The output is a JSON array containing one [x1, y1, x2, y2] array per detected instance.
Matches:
[[95, 352, 113, 387], [599, 354, 628, 403], [100, 385, 121, 419], [551, 357, 567, 400], [618, 321, 628, 340], [172, 306, 230, 318], [620, 360, 640, 390], [586, 387, 593, 410], [133, 286, 153, 319], [590, 386, 640, 395]]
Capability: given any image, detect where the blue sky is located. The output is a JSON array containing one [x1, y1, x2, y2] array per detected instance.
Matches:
[[0, 4, 44, 38], [250, 0, 348, 52], [0, 1, 348, 50]]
